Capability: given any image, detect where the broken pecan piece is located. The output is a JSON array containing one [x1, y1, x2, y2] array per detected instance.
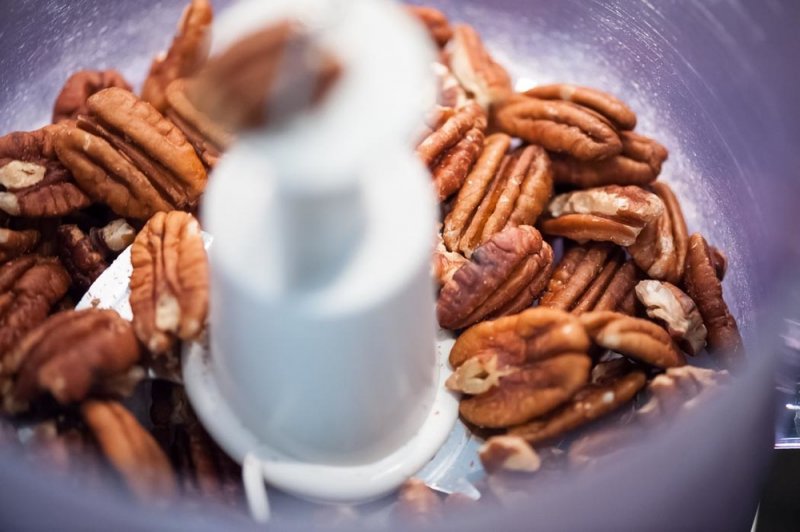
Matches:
[[446, 24, 512, 109], [443, 137, 553, 256], [683, 233, 743, 366], [56, 219, 135, 290], [551, 131, 668, 188], [580, 311, 686, 368], [407, 5, 453, 47], [540, 185, 665, 246], [0, 227, 39, 263], [1, 309, 141, 413], [394, 478, 443, 525], [432, 235, 468, 286], [0, 255, 70, 356], [628, 182, 688, 283], [539, 243, 640, 315], [637, 365, 730, 423], [82, 400, 177, 504], [130, 211, 208, 356], [479, 435, 541, 474], [492, 95, 622, 161], [52, 69, 132, 124], [635, 280, 707, 356], [55, 88, 207, 220], [437, 225, 554, 329], [141, 0, 213, 112], [523, 84, 637, 131]]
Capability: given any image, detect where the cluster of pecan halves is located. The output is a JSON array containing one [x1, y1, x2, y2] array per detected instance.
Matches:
[[412, 5, 742, 485]]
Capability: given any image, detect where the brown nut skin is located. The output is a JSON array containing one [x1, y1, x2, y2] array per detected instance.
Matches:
[[0, 255, 70, 356], [432, 126, 485, 201], [0, 227, 40, 263], [459, 353, 592, 428], [446, 24, 513, 110], [437, 225, 554, 330], [637, 365, 730, 424], [635, 280, 707, 356], [141, 0, 213, 113], [580, 311, 686, 369], [492, 94, 622, 161], [683, 233, 743, 367], [628, 182, 688, 284], [523, 84, 637, 131], [479, 435, 541, 474], [130, 211, 208, 357], [406, 5, 453, 47], [56, 225, 108, 290], [82, 400, 177, 504], [540, 185, 665, 246], [52, 69, 132, 123]]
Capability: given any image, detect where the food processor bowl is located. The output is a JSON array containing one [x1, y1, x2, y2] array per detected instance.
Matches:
[[1, 0, 799, 530]]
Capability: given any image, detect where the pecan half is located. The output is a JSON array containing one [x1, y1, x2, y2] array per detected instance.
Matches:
[[523, 84, 637, 131], [683, 233, 743, 366], [82, 400, 177, 504], [52, 70, 132, 124], [56, 219, 135, 290], [407, 5, 453, 47], [540, 185, 665, 246], [443, 136, 553, 256], [0, 127, 91, 217], [141, 0, 213, 112], [437, 225, 554, 330], [0, 255, 70, 356], [173, 420, 242, 505], [637, 365, 730, 423], [580, 311, 686, 368], [492, 95, 622, 161], [55, 88, 207, 220], [433, 62, 468, 109], [0, 227, 40, 263], [508, 359, 646, 445], [459, 353, 592, 428], [539, 243, 640, 315], [635, 280, 706, 356], [446, 24, 512, 109], [432, 235, 468, 286], [479, 435, 541, 474], [1, 309, 141, 413], [551, 131, 668, 188], [130, 211, 208, 356], [628, 182, 688, 283], [394, 478, 442, 525]]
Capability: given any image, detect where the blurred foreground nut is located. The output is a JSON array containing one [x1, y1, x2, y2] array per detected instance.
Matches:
[[540, 185, 664, 246], [82, 400, 177, 504], [492, 94, 622, 161], [539, 243, 639, 315], [628, 182, 688, 283], [407, 5, 453, 47], [0, 255, 70, 356], [0, 227, 40, 263], [683, 233, 743, 367], [141, 0, 213, 112], [567, 423, 642, 469], [446, 24, 512, 109], [479, 435, 540, 474], [523, 84, 637, 131], [637, 365, 730, 423], [581, 311, 686, 368], [437, 225, 553, 330], [443, 136, 553, 256], [1, 309, 142, 413], [130, 211, 208, 357], [0, 127, 91, 217], [635, 280, 707, 356], [394, 478, 442, 525], [551, 131, 668, 188], [52, 69, 132, 123]]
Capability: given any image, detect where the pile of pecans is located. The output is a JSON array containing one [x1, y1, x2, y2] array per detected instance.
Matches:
[[0, 0, 744, 523]]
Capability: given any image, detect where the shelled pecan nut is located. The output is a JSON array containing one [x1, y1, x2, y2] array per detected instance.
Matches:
[[82, 400, 177, 503], [508, 359, 646, 445], [130, 211, 209, 356], [0, 127, 91, 217], [443, 135, 553, 256], [459, 353, 592, 428], [580, 311, 686, 368], [551, 131, 668, 188], [1, 309, 141, 413], [683, 233, 743, 366], [432, 62, 468, 110], [492, 95, 623, 161], [523, 84, 637, 131], [55, 87, 207, 220], [0, 227, 40, 263], [56, 219, 135, 290], [407, 5, 453, 48], [0, 255, 70, 356], [479, 435, 541, 474], [567, 423, 642, 469], [394, 478, 443, 525], [628, 182, 688, 283], [437, 225, 554, 330], [635, 280, 706, 356], [446, 24, 512, 109], [141, 0, 213, 112], [710, 246, 728, 281], [540, 185, 664, 246], [539, 243, 640, 315], [432, 236, 468, 286], [52, 70, 132, 124], [637, 365, 730, 423], [173, 420, 243, 504]]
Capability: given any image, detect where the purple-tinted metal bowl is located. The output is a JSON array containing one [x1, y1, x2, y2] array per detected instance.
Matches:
[[1, 0, 799, 530]]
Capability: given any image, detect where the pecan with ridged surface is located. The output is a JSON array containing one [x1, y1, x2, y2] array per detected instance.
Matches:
[[523, 84, 637, 131], [437, 225, 553, 330], [446, 24, 512, 109], [635, 280, 706, 356], [407, 5, 453, 48], [52, 70, 132, 124]]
